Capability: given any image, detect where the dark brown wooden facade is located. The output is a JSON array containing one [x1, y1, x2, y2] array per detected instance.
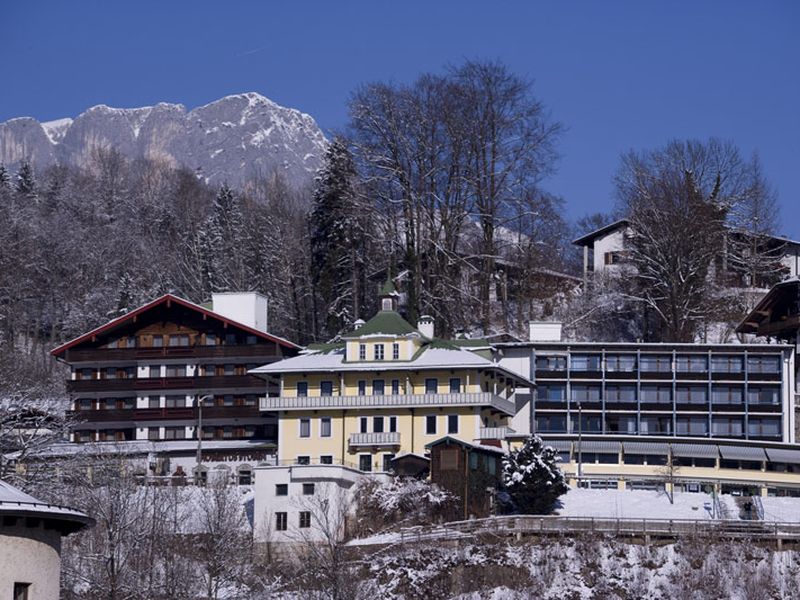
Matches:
[[52, 294, 299, 445], [427, 436, 504, 520]]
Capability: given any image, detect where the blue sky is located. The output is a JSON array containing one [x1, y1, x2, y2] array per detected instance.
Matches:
[[3, 1, 798, 237]]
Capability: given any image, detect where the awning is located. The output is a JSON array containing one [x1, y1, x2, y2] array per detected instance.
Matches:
[[575, 441, 620, 453], [623, 441, 670, 456], [718, 445, 767, 461], [671, 443, 719, 459], [765, 448, 800, 464], [543, 440, 572, 452]]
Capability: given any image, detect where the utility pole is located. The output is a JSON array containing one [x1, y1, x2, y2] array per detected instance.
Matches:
[[577, 401, 583, 485]]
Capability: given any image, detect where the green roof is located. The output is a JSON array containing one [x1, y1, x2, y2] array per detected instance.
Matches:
[[380, 278, 397, 295], [343, 310, 420, 338]]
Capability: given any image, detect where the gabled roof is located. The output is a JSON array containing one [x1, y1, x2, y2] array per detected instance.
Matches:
[[736, 277, 800, 336], [425, 435, 507, 455], [250, 343, 535, 387], [572, 219, 630, 247], [341, 310, 421, 339], [51, 293, 300, 357]]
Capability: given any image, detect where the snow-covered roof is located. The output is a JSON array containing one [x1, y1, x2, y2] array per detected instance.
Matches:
[[51, 293, 300, 356], [0, 480, 93, 533], [250, 344, 532, 385], [425, 436, 507, 455]]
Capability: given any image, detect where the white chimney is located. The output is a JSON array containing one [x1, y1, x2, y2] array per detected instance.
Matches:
[[211, 292, 269, 333], [529, 321, 562, 342], [417, 315, 435, 339]]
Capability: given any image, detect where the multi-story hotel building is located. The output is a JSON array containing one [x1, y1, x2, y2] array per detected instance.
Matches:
[[51, 292, 299, 480], [251, 283, 530, 541], [495, 322, 800, 496]]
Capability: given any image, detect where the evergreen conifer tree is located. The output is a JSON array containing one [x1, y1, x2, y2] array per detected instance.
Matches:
[[15, 160, 36, 198], [500, 435, 569, 514], [309, 137, 363, 339], [0, 164, 10, 189]]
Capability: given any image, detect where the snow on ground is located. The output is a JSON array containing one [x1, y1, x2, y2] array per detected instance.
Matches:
[[555, 488, 714, 520], [760, 496, 800, 523]]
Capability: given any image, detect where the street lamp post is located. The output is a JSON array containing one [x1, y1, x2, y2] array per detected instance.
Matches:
[[195, 394, 213, 483]]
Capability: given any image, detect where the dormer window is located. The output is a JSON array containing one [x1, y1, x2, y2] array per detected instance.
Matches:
[[374, 344, 385, 360], [382, 297, 393, 310], [359, 344, 366, 361]]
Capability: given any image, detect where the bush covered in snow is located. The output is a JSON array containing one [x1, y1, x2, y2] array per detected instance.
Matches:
[[353, 476, 455, 535], [500, 435, 568, 514]]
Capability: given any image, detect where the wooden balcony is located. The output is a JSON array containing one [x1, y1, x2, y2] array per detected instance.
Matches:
[[67, 375, 264, 393], [260, 392, 516, 415], [63, 345, 280, 363], [68, 405, 263, 423], [349, 432, 401, 447]]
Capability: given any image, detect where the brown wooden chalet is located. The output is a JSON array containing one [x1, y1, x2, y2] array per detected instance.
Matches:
[[737, 278, 800, 343], [427, 436, 504, 520], [51, 293, 299, 451]]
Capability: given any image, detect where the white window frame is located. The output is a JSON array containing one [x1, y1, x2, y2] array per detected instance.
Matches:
[[320, 417, 332, 438], [359, 344, 366, 360], [392, 343, 400, 360], [447, 414, 459, 434], [374, 344, 385, 360], [425, 414, 437, 435], [299, 418, 311, 438]]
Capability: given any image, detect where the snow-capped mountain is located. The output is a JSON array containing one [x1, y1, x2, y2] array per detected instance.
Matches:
[[0, 92, 327, 188]]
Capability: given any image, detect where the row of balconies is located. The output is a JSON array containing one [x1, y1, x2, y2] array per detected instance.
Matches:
[[63, 345, 280, 362], [67, 374, 263, 393], [536, 370, 782, 382], [67, 405, 263, 422], [535, 401, 783, 413]]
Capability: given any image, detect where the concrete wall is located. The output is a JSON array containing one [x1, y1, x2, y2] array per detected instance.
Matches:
[[0, 523, 63, 600]]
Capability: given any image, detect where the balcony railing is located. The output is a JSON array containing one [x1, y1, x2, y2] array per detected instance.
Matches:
[[260, 392, 515, 415], [68, 405, 263, 422], [64, 345, 281, 362], [478, 426, 515, 440], [67, 375, 263, 393], [349, 432, 401, 447]]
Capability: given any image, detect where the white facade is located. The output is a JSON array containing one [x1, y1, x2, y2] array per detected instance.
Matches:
[[211, 292, 269, 333], [253, 464, 390, 544]]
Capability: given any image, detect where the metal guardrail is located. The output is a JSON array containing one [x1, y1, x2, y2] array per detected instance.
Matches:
[[388, 515, 800, 546], [260, 392, 515, 414]]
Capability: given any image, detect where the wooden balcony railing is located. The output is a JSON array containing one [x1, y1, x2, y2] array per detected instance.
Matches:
[[68, 405, 263, 422], [63, 345, 280, 362], [67, 375, 264, 393]]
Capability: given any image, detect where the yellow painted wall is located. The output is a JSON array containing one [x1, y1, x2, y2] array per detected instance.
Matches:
[[278, 406, 508, 464], [344, 338, 422, 362], [282, 369, 501, 397]]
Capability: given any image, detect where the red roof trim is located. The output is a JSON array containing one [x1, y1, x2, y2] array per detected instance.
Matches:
[[51, 294, 300, 357]]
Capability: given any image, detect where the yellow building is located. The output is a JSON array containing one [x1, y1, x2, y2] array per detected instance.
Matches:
[[251, 284, 531, 472]]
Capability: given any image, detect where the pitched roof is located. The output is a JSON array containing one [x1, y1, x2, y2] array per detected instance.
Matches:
[[0, 480, 94, 533], [51, 293, 300, 357], [572, 219, 630, 246], [250, 343, 534, 387], [342, 310, 421, 339], [425, 435, 507, 455]]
